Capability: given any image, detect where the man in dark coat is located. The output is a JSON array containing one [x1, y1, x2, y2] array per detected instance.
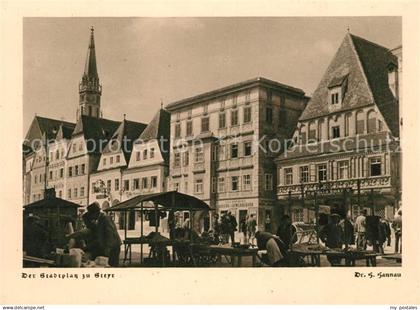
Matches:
[[85, 203, 121, 267], [276, 215, 297, 249]]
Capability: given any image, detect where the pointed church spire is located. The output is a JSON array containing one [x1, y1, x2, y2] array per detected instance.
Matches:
[[84, 26, 98, 78], [78, 27, 102, 119]]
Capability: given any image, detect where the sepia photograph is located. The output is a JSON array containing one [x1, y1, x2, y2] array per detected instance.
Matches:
[[21, 17, 403, 269]]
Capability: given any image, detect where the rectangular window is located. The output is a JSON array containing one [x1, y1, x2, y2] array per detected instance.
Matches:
[[75, 165, 79, 175], [184, 181, 188, 192], [49, 171, 53, 180], [80, 187, 85, 197], [266, 107, 273, 123], [211, 177, 217, 193], [72, 144, 76, 153], [212, 145, 218, 161], [279, 108, 287, 125], [338, 161, 349, 180], [243, 174, 252, 191], [91, 182, 95, 194], [245, 90, 251, 104], [115, 179, 119, 191], [150, 148, 155, 158], [68, 167, 73, 177], [219, 113, 226, 128], [81, 164, 85, 174], [143, 149, 148, 160], [124, 180, 130, 191], [103, 158, 106, 166], [231, 109, 238, 126], [174, 152, 181, 168], [194, 147, 204, 163], [231, 176, 239, 191], [231, 144, 239, 159], [332, 126, 340, 139], [136, 151, 140, 161], [175, 123, 181, 138], [186, 120, 193, 136], [110, 157, 114, 165], [308, 129, 316, 141], [284, 168, 293, 185], [142, 177, 148, 189], [218, 177, 225, 192], [244, 141, 252, 156], [68, 189, 71, 199], [194, 179, 203, 194], [74, 188, 78, 198], [116, 155, 120, 163], [151, 176, 157, 188], [317, 164, 327, 182], [183, 151, 189, 166], [60, 168, 64, 178], [300, 166, 309, 183], [265, 174, 273, 190], [331, 92, 340, 104], [370, 157, 382, 176], [201, 117, 210, 132], [107, 180, 111, 190], [133, 178, 140, 190], [243, 106, 252, 123]]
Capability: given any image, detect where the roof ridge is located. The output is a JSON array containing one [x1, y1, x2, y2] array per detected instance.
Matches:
[[349, 33, 393, 53]]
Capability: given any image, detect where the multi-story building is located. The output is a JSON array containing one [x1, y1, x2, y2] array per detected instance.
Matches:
[[166, 78, 308, 231], [23, 116, 75, 203], [275, 33, 401, 222], [89, 117, 147, 229]]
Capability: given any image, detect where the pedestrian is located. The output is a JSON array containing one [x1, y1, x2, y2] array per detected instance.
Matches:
[[247, 214, 257, 245], [276, 215, 297, 249], [240, 216, 247, 243], [227, 211, 238, 245], [339, 214, 355, 247], [320, 214, 343, 266], [392, 209, 402, 253], [256, 231, 289, 267], [354, 209, 367, 250], [265, 214, 272, 232], [212, 213, 221, 244], [84, 202, 122, 267]]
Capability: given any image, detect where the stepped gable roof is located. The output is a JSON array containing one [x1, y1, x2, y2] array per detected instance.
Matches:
[[73, 115, 120, 154], [299, 33, 399, 137], [103, 119, 147, 162], [138, 108, 171, 162]]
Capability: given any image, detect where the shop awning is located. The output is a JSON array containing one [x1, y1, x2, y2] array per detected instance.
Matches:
[[106, 191, 211, 212]]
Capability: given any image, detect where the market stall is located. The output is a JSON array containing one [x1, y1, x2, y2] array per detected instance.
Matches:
[[106, 191, 212, 267]]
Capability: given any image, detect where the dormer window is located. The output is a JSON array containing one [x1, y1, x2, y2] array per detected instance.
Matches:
[[328, 74, 348, 108]]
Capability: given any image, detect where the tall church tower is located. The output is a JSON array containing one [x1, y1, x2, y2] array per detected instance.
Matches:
[[78, 27, 102, 119]]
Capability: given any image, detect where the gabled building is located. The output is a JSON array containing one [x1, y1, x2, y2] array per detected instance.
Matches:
[[89, 118, 147, 211], [166, 78, 308, 232], [122, 108, 171, 199], [275, 33, 401, 222]]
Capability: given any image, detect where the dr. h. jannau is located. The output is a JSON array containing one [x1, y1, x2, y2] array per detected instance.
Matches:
[[22, 272, 115, 279]]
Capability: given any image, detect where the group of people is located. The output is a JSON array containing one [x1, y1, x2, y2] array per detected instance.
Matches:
[[211, 212, 258, 245]]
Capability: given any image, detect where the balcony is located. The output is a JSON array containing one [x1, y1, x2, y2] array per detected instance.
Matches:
[[277, 176, 392, 196]]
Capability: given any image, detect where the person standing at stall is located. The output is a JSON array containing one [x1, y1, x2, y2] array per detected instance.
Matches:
[[85, 203, 121, 267], [276, 215, 297, 249], [247, 214, 257, 245], [227, 211, 238, 245], [354, 209, 367, 250], [320, 214, 343, 266]]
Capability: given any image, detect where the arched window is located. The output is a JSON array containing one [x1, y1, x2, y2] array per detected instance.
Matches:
[[355, 110, 365, 134], [300, 124, 307, 144], [345, 113, 352, 137], [367, 110, 377, 133], [308, 121, 316, 142]]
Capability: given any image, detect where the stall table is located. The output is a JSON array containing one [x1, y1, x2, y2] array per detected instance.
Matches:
[[208, 245, 259, 267]]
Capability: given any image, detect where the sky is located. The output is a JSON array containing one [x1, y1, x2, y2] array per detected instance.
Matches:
[[23, 17, 401, 135]]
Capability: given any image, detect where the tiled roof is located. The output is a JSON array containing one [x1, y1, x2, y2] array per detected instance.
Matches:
[[299, 33, 399, 137], [103, 119, 147, 162], [35, 116, 75, 140], [277, 132, 395, 161], [73, 115, 120, 154], [138, 108, 171, 162]]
